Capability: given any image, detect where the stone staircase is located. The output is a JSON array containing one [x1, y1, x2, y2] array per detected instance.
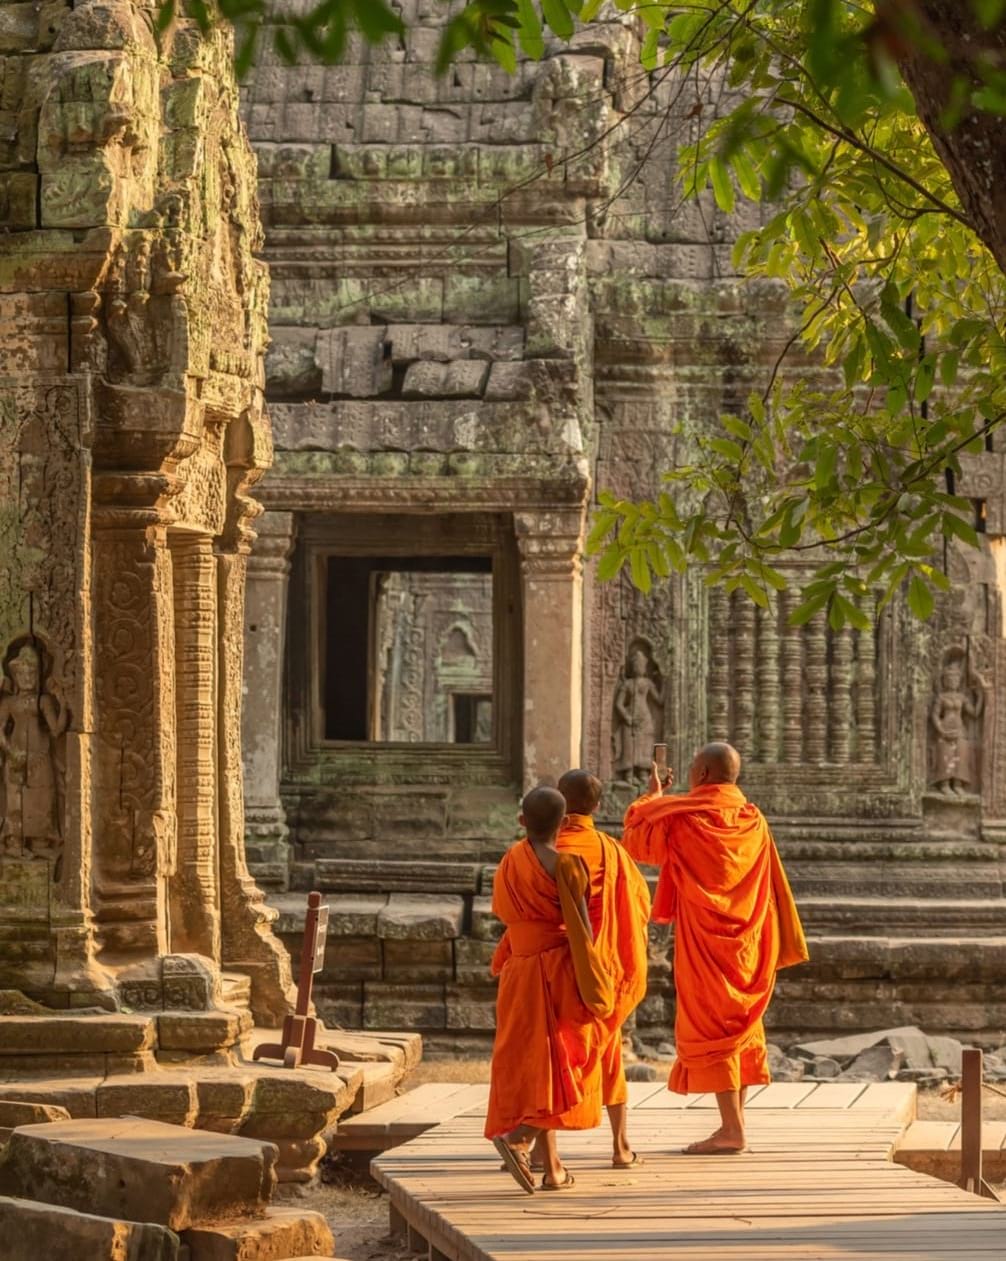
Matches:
[[0, 1114, 343, 1260], [0, 1016, 421, 1181]]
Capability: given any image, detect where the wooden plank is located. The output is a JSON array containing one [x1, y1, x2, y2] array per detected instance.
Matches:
[[746, 1083, 818, 1108], [627, 1080, 669, 1107], [898, 1120, 959, 1153], [637, 1090, 705, 1109], [848, 1082, 917, 1121], [794, 1083, 868, 1109]]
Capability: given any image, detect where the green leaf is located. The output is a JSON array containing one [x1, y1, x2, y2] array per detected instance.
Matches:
[[155, 0, 175, 31], [630, 547, 652, 594], [940, 350, 960, 388], [731, 150, 762, 201], [815, 443, 838, 489], [709, 436, 745, 462], [709, 157, 735, 214], [515, 0, 545, 57], [540, 0, 574, 38], [351, 0, 404, 42], [585, 509, 617, 553], [739, 574, 770, 609], [596, 547, 625, 582], [789, 586, 833, 625], [907, 573, 934, 620], [942, 512, 980, 549]]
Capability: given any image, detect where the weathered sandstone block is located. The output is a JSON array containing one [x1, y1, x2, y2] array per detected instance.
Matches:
[[0, 1117, 277, 1230], [0, 1194, 180, 1260], [182, 1206, 334, 1261]]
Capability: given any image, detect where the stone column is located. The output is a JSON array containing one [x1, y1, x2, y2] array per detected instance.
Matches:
[[242, 510, 295, 884], [168, 531, 220, 958], [515, 509, 586, 786], [218, 426, 295, 1026], [90, 519, 177, 959]]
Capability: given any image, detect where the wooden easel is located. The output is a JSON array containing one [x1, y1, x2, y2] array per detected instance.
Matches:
[[253, 891, 340, 1071]]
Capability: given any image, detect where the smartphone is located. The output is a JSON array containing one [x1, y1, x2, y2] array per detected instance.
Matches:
[[653, 743, 669, 786]]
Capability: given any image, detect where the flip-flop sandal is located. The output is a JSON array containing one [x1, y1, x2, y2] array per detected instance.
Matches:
[[499, 1160, 546, 1173], [612, 1151, 644, 1169], [540, 1169, 576, 1191], [491, 1137, 535, 1194]]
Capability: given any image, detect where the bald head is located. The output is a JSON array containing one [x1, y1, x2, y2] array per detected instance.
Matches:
[[689, 742, 741, 789], [558, 768, 602, 816], [520, 785, 567, 842]]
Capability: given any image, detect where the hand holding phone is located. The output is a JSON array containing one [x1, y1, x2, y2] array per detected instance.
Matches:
[[651, 743, 673, 794]]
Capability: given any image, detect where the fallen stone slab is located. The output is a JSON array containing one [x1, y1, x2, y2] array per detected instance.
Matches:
[[838, 1045, 904, 1082], [0, 1194, 180, 1260], [183, 1206, 334, 1260], [790, 1026, 927, 1065], [0, 1117, 276, 1231]]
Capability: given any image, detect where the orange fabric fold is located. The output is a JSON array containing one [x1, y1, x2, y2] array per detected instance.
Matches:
[[485, 843, 611, 1137], [622, 784, 808, 1095], [556, 815, 651, 1106]]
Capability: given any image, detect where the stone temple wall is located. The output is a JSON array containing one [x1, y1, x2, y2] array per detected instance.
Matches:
[[239, 5, 1006, 1047], [0, 0, 292, 1034]]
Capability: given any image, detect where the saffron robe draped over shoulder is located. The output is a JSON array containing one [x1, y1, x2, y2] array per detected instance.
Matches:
[[485, 842, 613, 1138], [556, 814, 651, 1106], [622, 783, 808, 1095]]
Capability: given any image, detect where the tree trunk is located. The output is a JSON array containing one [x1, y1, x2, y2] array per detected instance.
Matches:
[[891, 2, 1006, 274]]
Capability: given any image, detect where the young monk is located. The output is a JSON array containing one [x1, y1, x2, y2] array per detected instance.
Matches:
[[621, 743, 808, 1155], [545, 768, 650, 1169], [486, 785, 614, 1193]]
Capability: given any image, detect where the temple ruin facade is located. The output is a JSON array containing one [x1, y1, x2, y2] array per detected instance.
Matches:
[[3, 0, 1006, 1069], [239, 7, 1006, 1048]]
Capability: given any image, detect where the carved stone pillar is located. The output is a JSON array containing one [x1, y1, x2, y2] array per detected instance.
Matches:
[[217, 422, 295, 1025], [90, 519, 177, 959], [708, 587, 730, 740], [780, 588, 804, 764], [756, 599, 780, 762], [804, 611, 829, 763], [168, 532, 220, 958], [732, 593, 755, 754], [242, 510, 296, 884], [515, 509, 587, 786]]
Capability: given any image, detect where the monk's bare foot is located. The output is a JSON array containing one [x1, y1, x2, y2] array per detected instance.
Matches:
[[682, 1129, 746, 1155]]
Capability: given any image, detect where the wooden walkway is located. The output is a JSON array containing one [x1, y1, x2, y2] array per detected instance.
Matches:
[[372, 1082, 1006, 1260]]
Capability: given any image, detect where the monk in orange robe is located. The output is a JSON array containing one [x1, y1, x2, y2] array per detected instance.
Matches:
[[486, 786, 614, 1192], [621, 742, 808, 1154], [550, 768, 650, 1168]]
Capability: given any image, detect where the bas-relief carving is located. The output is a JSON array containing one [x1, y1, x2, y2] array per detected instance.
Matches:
[[0, 641, 68, 874], [611, 639, 665, 784], [929, 650, 987, 797]]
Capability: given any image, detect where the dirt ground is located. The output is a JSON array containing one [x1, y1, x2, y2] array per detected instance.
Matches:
[[286, 1064, 1006, 1257]]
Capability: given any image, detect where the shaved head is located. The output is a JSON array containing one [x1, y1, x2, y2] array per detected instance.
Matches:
[[558, 768, 602, 816], [690, 742, 742, 788], [520, 785, 567, 841]]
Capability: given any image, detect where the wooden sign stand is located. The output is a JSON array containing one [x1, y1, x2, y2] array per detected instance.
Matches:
[[253, 891, 340, 1072]]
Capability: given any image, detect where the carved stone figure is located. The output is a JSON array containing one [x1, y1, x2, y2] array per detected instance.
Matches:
[[612, 641, 664, 782], [0, 642, 68, 867], [929, 651, 987, 797]]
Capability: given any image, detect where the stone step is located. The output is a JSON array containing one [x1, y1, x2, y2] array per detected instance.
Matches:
[[221, 972, 252, 1010], [182, 1205, 334, 1260], [0, 1013, 155, 1055], [342, 1059, 399, 1114], [0, 1117, 276, 1231], [0, 1194, 180, 1261]]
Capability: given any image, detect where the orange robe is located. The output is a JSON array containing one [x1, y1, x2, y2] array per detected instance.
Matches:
[[622, 784, 808, 1095], [556, 814, 651, 1106], [485, 841, 613, 1138]]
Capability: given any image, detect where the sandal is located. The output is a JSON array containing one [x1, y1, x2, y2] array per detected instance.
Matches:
[[491, 1136, 536, 1194], [540, 1169, 576, 1191], [612, 1151, 644, 1169]]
